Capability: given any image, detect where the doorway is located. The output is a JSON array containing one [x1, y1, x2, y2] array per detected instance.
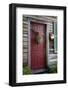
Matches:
[[30, 22, 47, 72]]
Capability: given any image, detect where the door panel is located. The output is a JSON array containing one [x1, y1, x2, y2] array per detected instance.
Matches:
[[30, 22, 47, 70]]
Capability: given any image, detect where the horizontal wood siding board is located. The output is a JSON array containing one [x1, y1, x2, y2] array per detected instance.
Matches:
[[23, 16, 28, 21], [23, 29, 28, 31], [23, 47, 28, 49], [23, 31, 28, 34], [23, 25, 28, 29], [23, 39, 28, 42], [23, 21, 28, 24]]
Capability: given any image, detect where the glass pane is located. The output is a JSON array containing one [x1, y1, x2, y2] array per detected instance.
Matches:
[[49, 23, 54, 54]]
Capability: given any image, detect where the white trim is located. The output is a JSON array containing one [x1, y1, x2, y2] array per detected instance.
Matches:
[[16, 8, 64, 83]]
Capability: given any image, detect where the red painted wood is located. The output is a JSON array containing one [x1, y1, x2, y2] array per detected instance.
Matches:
[[30, 22, 47, 70]]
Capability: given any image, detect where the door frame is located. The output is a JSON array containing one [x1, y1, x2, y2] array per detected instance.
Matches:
[[28, 17, 51, 69]]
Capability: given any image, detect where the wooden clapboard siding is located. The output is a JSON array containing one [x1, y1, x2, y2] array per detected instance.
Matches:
[[24, 15, 57, 22], [23, 16, 28, 64], [23, 15, 57, 65]]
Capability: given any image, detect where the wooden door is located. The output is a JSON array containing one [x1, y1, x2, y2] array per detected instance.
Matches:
[[30, 22, 47, 70]]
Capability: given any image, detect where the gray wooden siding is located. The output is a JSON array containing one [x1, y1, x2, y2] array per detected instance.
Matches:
[[23, 15, 57, 65], [23, 16, 28, 64]]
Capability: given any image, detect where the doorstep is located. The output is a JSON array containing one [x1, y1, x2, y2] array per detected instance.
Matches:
[[32, 69, 48, 74]]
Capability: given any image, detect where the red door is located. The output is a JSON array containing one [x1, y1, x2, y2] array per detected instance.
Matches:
[[30, 22, 47, 70]]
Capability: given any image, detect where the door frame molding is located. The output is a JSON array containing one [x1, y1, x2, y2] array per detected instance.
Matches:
[[28, 17, 52, 69]]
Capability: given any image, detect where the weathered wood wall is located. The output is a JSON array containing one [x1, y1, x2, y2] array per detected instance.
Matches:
[[23, 15, 57, 65], [23, 16, 28, 64]]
